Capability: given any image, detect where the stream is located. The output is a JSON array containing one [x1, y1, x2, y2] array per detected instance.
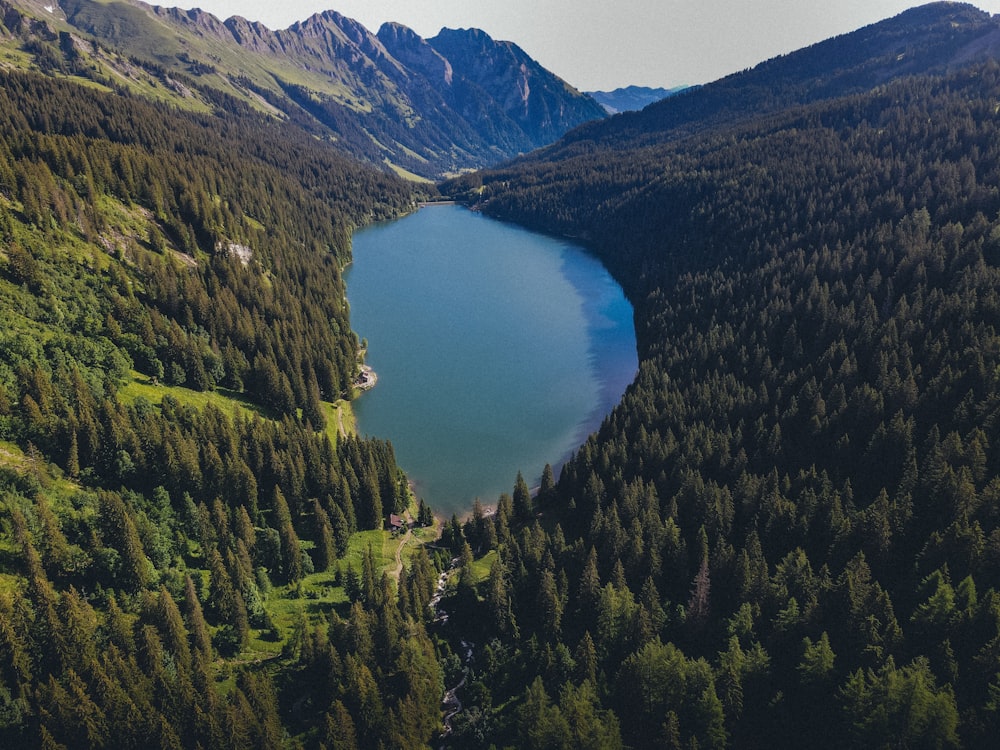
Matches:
[[430, 558, 475, 746]]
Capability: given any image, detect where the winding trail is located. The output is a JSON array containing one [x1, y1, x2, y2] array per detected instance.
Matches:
[[431, 559, 475, 747], [390, 515, 412, 581]]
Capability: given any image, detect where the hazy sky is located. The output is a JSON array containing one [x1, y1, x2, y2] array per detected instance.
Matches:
[[171, 1, 1000, 91]]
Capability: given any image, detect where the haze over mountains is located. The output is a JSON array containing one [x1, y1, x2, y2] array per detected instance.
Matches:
[[587, 85, 687, 114], [1, 0, 606, 178]]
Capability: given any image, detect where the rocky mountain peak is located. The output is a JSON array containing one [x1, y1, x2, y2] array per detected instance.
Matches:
[[8, 0, 606, 177], [428, 26, 605, 143], [151, 4, 228, 38], [377, 22, 453, 86], [222, 15, 274, 52]]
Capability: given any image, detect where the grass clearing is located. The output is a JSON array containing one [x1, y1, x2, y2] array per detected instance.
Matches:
[[469, 549, 497, 584], [119, 372, 271, 421], [121, 373, 355, 447]]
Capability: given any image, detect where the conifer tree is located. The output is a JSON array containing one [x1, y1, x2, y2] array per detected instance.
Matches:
[[154, 585, 191, 671], [206, 548, 248, 651], [271, 486, 302, 583], [183, 574, 212, 659], [324, 700, 359, 750], [487, 556, 518, 639], [98, 490, 151, 593], [538, 463, 557, 505], [313, 498, 337, 572], [574, 631, 598, 686], [513, 471, 533, 521]]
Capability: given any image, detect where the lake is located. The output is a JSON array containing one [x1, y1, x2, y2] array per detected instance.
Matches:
[[345, 204, 637, 518]]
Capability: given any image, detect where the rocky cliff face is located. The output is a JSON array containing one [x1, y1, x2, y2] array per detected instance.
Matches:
[[15, 0, 604, 177], [427, 28, 606, 146]]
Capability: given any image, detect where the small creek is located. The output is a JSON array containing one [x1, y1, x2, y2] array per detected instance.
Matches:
[[429, 558, 474, 746]]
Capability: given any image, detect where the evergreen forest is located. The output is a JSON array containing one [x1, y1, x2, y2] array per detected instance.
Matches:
[[5, 0, 1000, 748], [436, 13, 1000, 750], [0, 61, 452, 749]]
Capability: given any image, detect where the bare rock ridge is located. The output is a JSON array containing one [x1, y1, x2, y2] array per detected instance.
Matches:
[[17, 0, 605, 177]]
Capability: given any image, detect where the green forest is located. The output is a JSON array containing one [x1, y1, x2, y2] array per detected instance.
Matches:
[[437, 54, 1000, 750], [0, 64, 456, 748], [6, 0, 1000, 748]]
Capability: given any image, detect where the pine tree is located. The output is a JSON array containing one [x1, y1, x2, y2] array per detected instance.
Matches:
[[313, 498, 337, 572], [574, 631, 597, 686], [487, 556, 518, 638], [537, 569, 563, 640], [207, 548, 248, 651], [538, 463, 557, 505], [65, 427, 80, 478], [98, 490, 151, 593], [513, 471, 533, 521], [324, 700, 359, 750], [183, 574, 212, 659], [271, 486, 302, 583], [302, 365, 326, 430], [155, 585, 191, 671], [688, 557, 711, 624]]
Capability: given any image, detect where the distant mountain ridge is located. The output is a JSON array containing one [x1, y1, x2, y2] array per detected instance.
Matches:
[[587, 85, 688, 114], [533, 1, 1000, 157], [1, 0, 606, 177]]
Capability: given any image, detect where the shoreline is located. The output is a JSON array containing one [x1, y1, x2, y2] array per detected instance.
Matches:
[[355, 364, 377, 391]]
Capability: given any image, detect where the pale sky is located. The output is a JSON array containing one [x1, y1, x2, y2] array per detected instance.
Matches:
[[169, 1, 1000, 91]]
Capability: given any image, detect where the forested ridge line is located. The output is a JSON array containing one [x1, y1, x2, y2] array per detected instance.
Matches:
[[0, 64, 452, 748], [433, 59, 1000, 748]]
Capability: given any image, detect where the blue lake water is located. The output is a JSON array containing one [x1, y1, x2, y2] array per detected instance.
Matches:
[[345, 204, 637, 517]]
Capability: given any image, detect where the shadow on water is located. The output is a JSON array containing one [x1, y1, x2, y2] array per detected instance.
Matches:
[[348, 206, 637, 515], [545, 245, 639, 482]]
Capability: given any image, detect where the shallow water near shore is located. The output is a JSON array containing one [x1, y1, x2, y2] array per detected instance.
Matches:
[[345, 205, 637, 517]]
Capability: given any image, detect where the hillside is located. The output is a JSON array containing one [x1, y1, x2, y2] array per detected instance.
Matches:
[[0, 28, 455, 746], [0, 0, 605, 178], [8, 0, 1000, 748], [491, 1, 1000, 164], [434, 3, 1000, 748]]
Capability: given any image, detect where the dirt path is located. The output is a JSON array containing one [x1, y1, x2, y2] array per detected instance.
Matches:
[[336, 405, 347, 440], [391, 524, 411, 581]]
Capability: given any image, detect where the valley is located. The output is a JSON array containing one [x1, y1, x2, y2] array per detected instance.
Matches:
[[2, 1, 1000, 748]]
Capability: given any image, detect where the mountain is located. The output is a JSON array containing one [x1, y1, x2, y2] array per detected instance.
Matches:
[[588, 84, 688, 114], [0, 0, 604, 178], [9, 0, 1000, 747], [0, 40, 444, 749], [446, 2, 1000, 243], [434, 3, 1000, 747], [519, 1, 1000, 159], [423, 27, 605, 147]]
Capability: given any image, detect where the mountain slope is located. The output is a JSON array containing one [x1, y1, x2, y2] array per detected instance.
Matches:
[[0, 44, 452, 745], [425, 27, 606, 147], [519, 1, 1000, 158], [436, 3, 1000, 748], [446, 3, 1000, 253], [5, 0, 604, 177]]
